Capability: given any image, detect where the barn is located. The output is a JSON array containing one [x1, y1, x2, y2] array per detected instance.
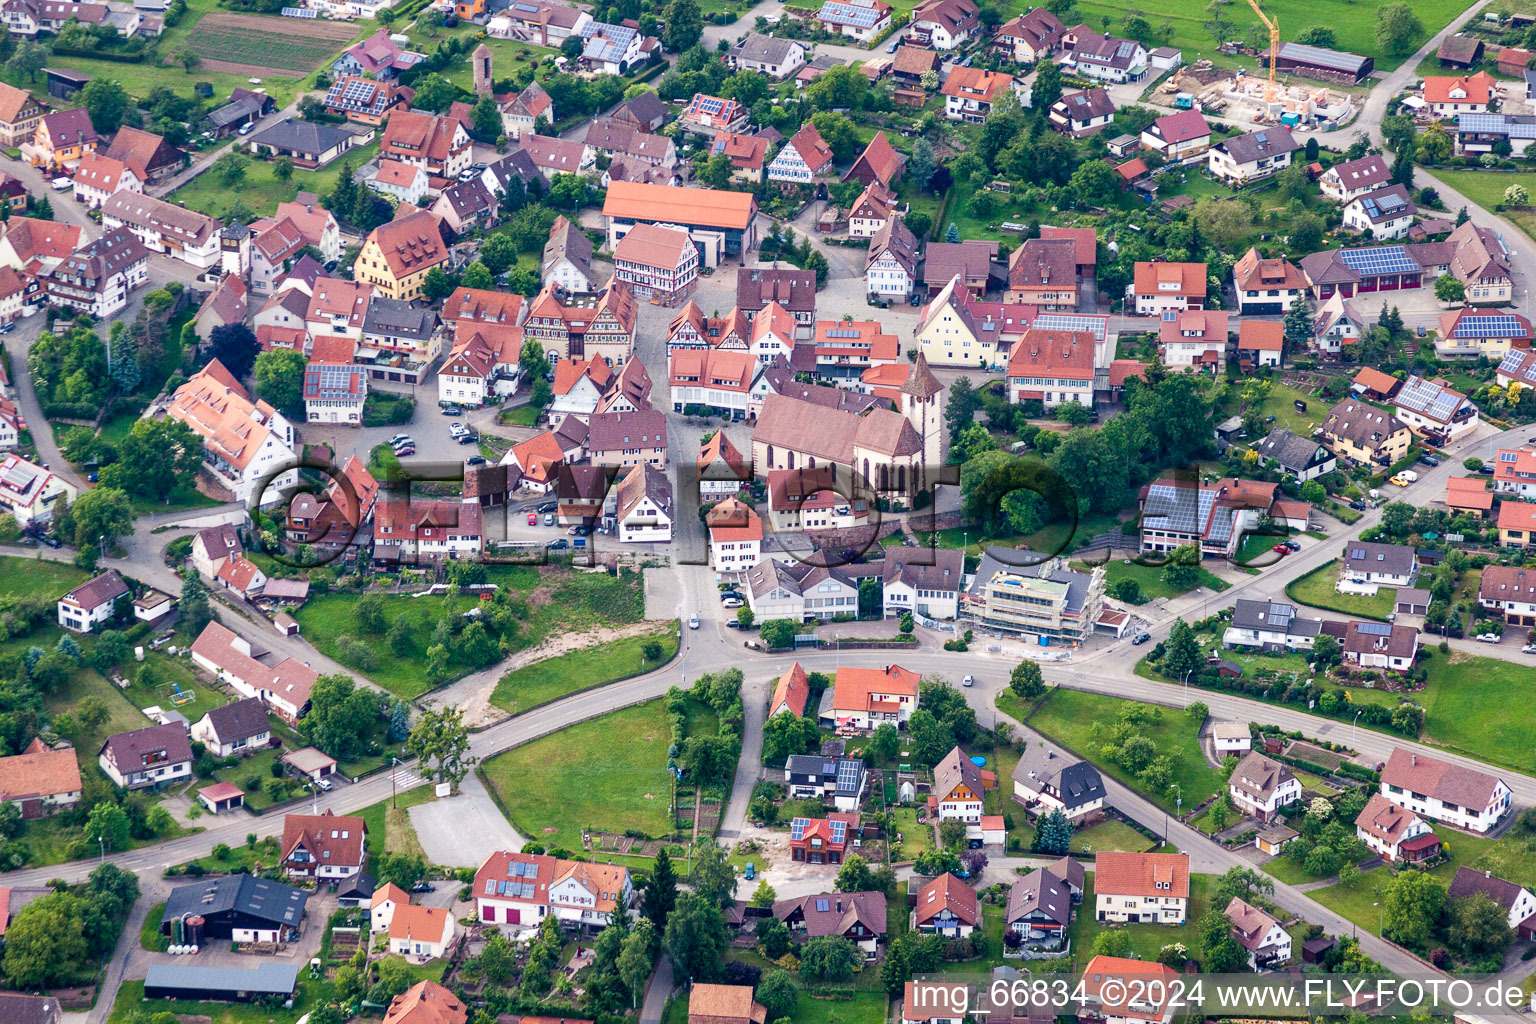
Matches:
[[143, 963, 301, 1003], [1267, 42, 1374, 83], [160, 874, 308, 944]]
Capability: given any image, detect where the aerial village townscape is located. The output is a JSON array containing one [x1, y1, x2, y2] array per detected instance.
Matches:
[[12, 0, 1536, 1020]]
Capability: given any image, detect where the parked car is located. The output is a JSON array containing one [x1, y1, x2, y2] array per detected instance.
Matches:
[[1348, 499, 1368, 511], [1272, 543, 1290, 554], [389, 434, 413, 446], [720, 590, 742, 602], [1419, 454, 1440, 467], [465, 455, 486, 466], [0, 321, 14, 334], [537, 501, 557, 513], [411, 882, 434, 893], [393, 445, 415, 457], [459, 433, 478, 445], [544, 513, 555, 526], [688, 614, 700, 629], [1476, 633, 1501, 643], [1284, 540, 1300, 551], [962, 674, 974, 687], [238, 122, 256, 135], [528, 512, 537, 525], [723, 597, 743, 608], [50, 177, 72, 191], [1477, 464, 1495, 475], [39, 535, 62, 549], [440, 403, 462, 416], [548, 539, 569, 550], [448, 421, 466, 436], [315, 777, 332, 791], [1522, 644, 1536, 654], [573, 525, 590, 536], [1131, 631, 1151, 645]]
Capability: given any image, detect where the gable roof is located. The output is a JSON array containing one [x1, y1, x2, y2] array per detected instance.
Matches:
[[914, 872, 980, 925], [1007, 865, 1071, 927], [933, 744, 984, 804], [1355, 791, 1426, 847], [198, 696, 270, 743], [845, 131, 905, 187], [282, 810, 367, 867], [384, 981, 467, 1024], [61, 569, 128, 611], [1447, 866, 1531, 911], [772, 890, 887, 937], [1093, 851, 1190, 899], [1229, 751, 1297, 803], [1380, 748, 1505, 810], [769, 662, 811, 717], [0, 742, 81, 802], [100, 722, 193, 771], [689, 984, 767, 1024]]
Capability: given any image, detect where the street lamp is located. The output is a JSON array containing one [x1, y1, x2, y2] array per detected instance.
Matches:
[[95, 834, 104, 867], [1352, 708, 1364, 746], [1183, 669, 1192, 707], [391, 756, 399, 809]]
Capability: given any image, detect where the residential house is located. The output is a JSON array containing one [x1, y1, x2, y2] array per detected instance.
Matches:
[[1499, 501, 1536, 547], [0, 453, 73, 527], [353, 211, 448, 302], [56, 570, 128, 633], [1342, 184, 1415, 240], [373, 499, 484, 564], [1236, 320, 1285, 369], [1137, 476, 1312, 558], [848, 183, 898, 238], [1393, 374, 1479, 444], [909, 0, 978, 49], [100, 190, 221, 268], [194, 275, 247, 340], [248, 121, 362, 171], [190, 621, 316, 722], [282, 811, 367, 880], [1479, 565, 1536, 627], [473, 850, 634, 931], [1449, 220, 1514, 303], [706, 497, 762, 574], [98, 723, 193, 790], [25, 108, 96, 169], [358, 298, 440, 385], [1493, 446, 1536, 498], [368, 160, 429, 206], [1221, 598, 1326, 651], [323, 76, 409, 126], [1226, 897, 1291, 969], [587, 408, 667, 469], [1158, 308, 1228, 370], [773, 891, 886, 953], [726, 33, 807, 77], [769, 662, 811, 718], [1006, 237, 1078, 308], [1356, 792, 1441, 864], [822, 663, 919, 730], [789, 811, 860, 863], [816, 0, 892, 42], [1142, 109, 1211, 160], [1445, 475, 1494, 518], [1424, 72, 1495, 116], [1319, 399, 1412, 467], [70, 152, 140, 209], [1049, 88, 1116, 137], [688, 985, 767, 1024], [736, 267, 816, 335], [1227, 751, 1302, 821], [431, 179, 497, 235], [922, 242, 1000, 302], [543, 215, 595, 294], [931, 745, 984, 828], [1061, 26, 1149, 83], [1447, 867, 1536, 936], [785, 753, 867, 810], [1132, 261, 1206, 313], [0, 83, 43, 148], [670, 349, 753, 420], [882, 547, 964, 620], [304, 347, 368, 425], [812, 318, 898, 379], [1006, 329, 1096, 407], [1254, 429, 1337, 481], [41, 225, 150, 318], [582, 118, 676, 174], [1436, 307, 1534, 360], [1006, 864, 1073, 953], [549, 357, 613, 427], [1212, 723, 1252, 754], [1340, 541, 1418, 594], [380, 109, 471, 181], [0, 739, 82, 818], [964, 548, 1106, 643], [389, 904, 455, 958], [382, 984, 466, 1024], [370, 883, 409, 933], [1380, 748, 1511, 833], [1233, 248, 1307, 314], [865, 216, 919, 300], [994, 7, 1064, 63], [500, 80, 552, 138], [0, 217, 80, 274], [913, 873, 980, 936], [1208, 127, 1298, 184], [904, 982, 968, 1024], [614, 462, 673, 543], [1093, 851, 1190, 924], [578, 21, 643, 75], [1011, 746, 1105, 821], [612, 222, 698, 306], [1311, 293, 1366, 356], [1319, 155, 1392, 203], [190, 698, 271, 758], [942, 67, 1016, 123], [699, 431, 750, 501], [768, 122, 835, 186], [332, 28, 424, 81], [711, 131, 768, 185]]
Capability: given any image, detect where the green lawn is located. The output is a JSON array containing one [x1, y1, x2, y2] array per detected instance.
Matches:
[[1077, 557, 1229, 602], [168, 140, 381, 221], [787, 991, 888, 1024], [357, 785, 434, 860], [1068, 0, 1469, 71], [481, 696, 721, 853], [488, 625, 679, 714], [890, 805, 932, 861], [498, 405, 541, 426], [1072, 818, 1158, 854], [208, 747, 291, 810], [1284, 560, 1395, 620], [118, 649, 228, 725], [140, 902, 168, 951], [925, 509, 1130, 559], [1417, 652, 1536, 774], [440, 37, 559, 91], [0, 554, 90, 599], [1426, 169, 1536, 243], [1067, 873, 1211, 965], [1027, 689, 1222, 813], [177, 834, 284, 874], [294, 566, 647, 698]]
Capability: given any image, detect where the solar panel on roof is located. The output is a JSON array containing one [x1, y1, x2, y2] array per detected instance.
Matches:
[[830, 820, 847, 844], [814, 897, 831, 911], [790, 818, 808, 840], [1453, 314, 1525, 338], [1356, 621, 1393, 636], [1338, 246, 1418, 276], [826, 328, 861, 338], [836, 759, 862, 791]]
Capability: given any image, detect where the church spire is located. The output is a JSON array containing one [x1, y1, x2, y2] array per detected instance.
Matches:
[[901, 351, 943, 400]]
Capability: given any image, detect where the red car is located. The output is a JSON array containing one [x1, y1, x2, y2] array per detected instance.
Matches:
[[528, 512, 537, 525], [1272, 544, 1289, 554]]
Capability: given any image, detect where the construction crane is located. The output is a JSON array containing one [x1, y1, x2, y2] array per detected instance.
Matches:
[[1245, 0, 1280, 102]]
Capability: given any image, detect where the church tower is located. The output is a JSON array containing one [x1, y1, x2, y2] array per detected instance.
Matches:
[[472, 44, 493, 96], [220, 220, 250, 278], [900, 351, 945, 490]]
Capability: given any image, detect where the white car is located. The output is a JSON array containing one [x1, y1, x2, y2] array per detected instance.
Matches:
[[962, 675, 974, 687], [1475, 633, 1501, 643], [389, 434, 413, 446], [722, 597, 743, 608], [315, 777, 332, 791], [50, 177, 72, 191], [1522, 644, 1536, 654], [688, 614, 700, 629]]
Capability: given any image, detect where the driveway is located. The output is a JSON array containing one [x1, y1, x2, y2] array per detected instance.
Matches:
[[407, 771, 525, 865]]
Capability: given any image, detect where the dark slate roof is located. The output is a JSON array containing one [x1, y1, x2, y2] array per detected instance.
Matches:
[[1011, 744, 1105, 810], [250, 120, 353, 157], [1447, 866, 1529, 910], [363, 296, 437, 341], [1342, 541, 1416, 578], [1216, 126, 1299, 165], [337, 871, 377, 900], [100, 723, 192, 770], [1006, 866, 1071, 926], [1254, 428, 1330, 473], [162, 873, 308, 927], [200, 696, 270, 743]]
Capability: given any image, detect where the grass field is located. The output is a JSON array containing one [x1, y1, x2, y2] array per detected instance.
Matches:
[[1078, 557, 1230, 602], [294, 566, 647, 697], [1417, 652, 1536, 772], [169, 140, 381, 220], [183, 12, 355, 73], [924, 509, 1129, 559], [1027, 689, 1222, 813], [489, 625, 679, 714], [1067, 0, 1471, 71], [1426, 169, 1536, 243], [0, 554, 90, 600], [891, 805, 933, 861], [109, 978, 329, 1024], [1072, 818, 1158, 854], [481, 696, 721, 852], [357, 785, 434, 860], [1285, 560, 1396, 620], [118, 649, 228, 725]]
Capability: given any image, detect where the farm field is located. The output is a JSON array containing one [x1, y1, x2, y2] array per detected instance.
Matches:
[[184, 11, 360, 76], [480, 697, 720, 854]]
